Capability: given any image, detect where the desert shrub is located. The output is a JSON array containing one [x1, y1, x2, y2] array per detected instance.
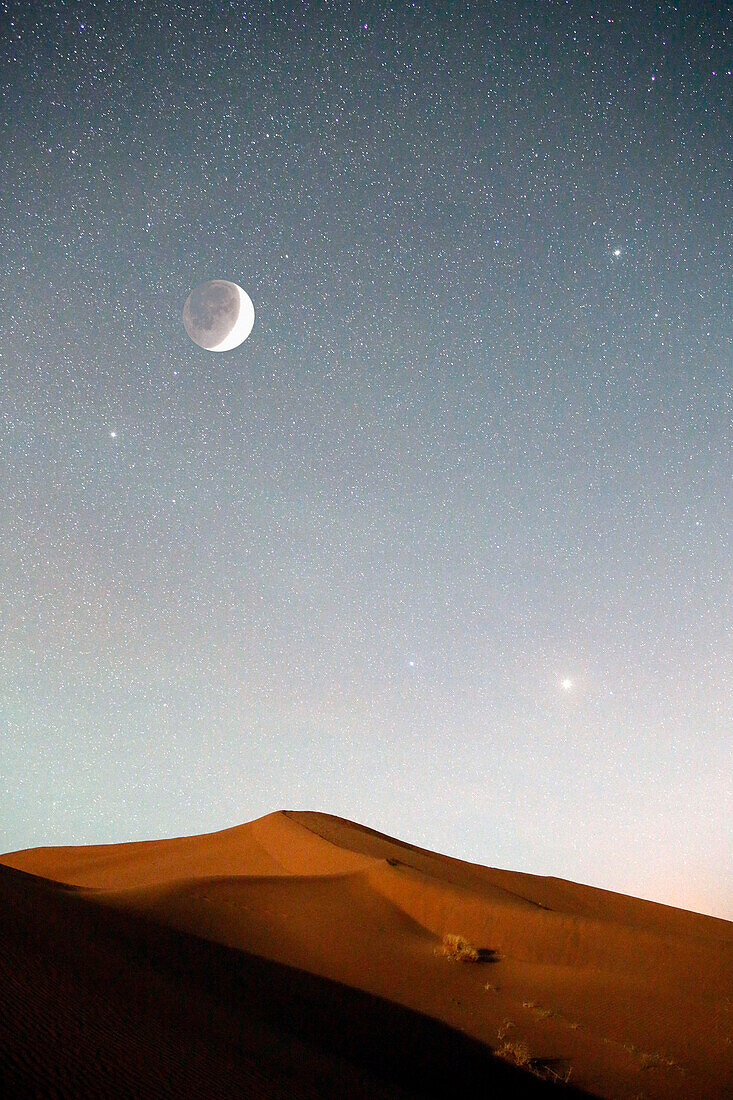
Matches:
[[435, 933, 480, 962], [497, 1040, 531, 1066], [523, 1001, 554, 1018], [496, 1029, 573, 1085], [638, 1050, 677, 1070]]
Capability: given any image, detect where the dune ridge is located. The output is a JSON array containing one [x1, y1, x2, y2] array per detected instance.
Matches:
[[2, 810, 731, 1099]]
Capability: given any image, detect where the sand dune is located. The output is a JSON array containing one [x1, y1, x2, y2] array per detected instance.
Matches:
[[2, 810, 731, 1098]]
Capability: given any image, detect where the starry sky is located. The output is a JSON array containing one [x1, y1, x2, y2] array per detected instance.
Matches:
[[1, 0, 731, 919]]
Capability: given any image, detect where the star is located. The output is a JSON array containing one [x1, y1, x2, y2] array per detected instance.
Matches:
[[560, 678, 573, 692]]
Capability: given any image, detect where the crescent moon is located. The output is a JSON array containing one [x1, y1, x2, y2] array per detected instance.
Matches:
[[210, 284, 255, 351], [182, 281, 255, 352]]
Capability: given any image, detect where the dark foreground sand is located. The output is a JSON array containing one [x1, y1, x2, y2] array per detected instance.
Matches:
[[1, 811, 730, 1098]]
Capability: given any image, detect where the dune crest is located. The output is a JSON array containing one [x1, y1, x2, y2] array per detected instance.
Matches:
[[0, 810, 376, 889]]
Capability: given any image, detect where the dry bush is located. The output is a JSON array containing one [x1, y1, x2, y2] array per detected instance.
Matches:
[[638, 1050, 677, 1071], [497, 1039, 531, 1066], [618, 1042, 678, 1071], [496, 1023, 573, 1085], [497, 1020, 515, 1041], [435, 933, 479, 962]]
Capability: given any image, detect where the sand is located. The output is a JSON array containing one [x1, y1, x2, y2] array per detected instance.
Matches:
[[1, 810, 730, 1098]]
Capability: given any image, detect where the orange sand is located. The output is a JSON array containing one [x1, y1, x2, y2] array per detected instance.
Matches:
[[1, 811, 730, 1098]]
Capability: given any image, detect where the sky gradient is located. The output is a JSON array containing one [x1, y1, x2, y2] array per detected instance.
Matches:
[[1, 0, 731, 919]]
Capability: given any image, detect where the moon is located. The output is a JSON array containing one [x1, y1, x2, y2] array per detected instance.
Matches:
[[182, 280, 255, 351]]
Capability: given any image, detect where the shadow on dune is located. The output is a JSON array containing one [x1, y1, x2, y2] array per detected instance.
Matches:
[[0, 863, 598, 1098], [476, 946, 502, 962]]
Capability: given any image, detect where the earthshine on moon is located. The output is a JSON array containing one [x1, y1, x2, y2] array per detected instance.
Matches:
[[182, 280, 255, 351]]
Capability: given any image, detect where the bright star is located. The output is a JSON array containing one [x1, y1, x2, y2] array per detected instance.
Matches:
[[561, 678, 573, 692], [613, 249, 622, 257]]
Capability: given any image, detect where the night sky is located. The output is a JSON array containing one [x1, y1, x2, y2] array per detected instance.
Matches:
[[1, 1, 730, 919]]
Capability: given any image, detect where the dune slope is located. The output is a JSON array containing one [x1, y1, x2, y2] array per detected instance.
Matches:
[[2, 810, 731, 1099], [0, 862, 592, 1099]]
